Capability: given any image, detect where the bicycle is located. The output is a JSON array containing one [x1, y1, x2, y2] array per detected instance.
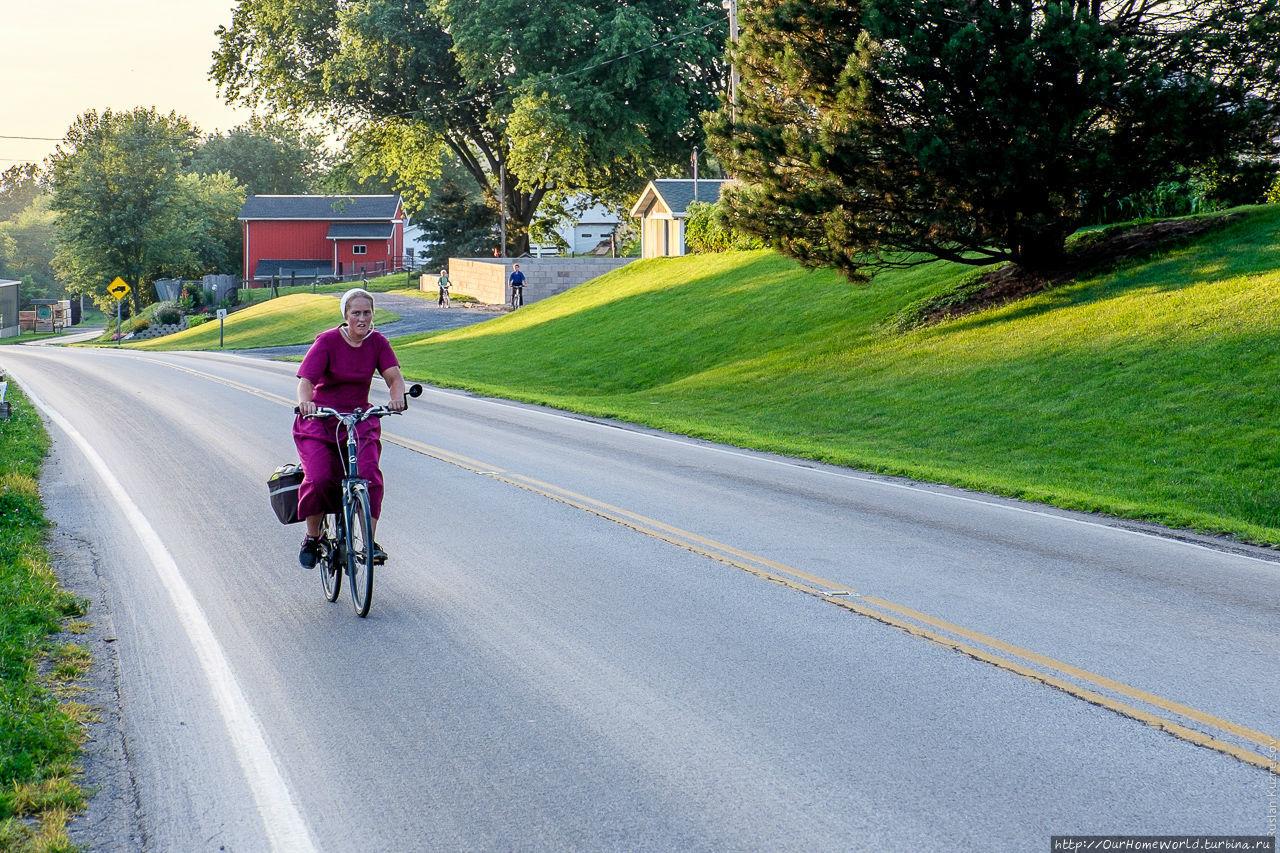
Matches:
[[439, 283, 451, 308], [296, 384, 422, 617], [510, 285, 524, 308]]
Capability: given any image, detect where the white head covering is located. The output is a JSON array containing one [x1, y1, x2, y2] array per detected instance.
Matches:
[[340, 287, 374, 318]]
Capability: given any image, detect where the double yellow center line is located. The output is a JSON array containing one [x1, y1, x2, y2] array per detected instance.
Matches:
[[386, 431, 1280, 776]]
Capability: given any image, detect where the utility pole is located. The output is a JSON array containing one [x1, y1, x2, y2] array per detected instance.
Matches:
[[500, 156, 508, 258], [723, 0, 739, 123]]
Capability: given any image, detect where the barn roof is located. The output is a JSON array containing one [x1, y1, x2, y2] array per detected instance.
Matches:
[[239, 195, 402, 221]]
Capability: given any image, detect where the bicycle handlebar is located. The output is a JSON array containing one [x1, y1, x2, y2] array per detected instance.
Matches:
[[294, 383, 423, 419]]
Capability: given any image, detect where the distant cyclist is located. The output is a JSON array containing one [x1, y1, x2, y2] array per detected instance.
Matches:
[[509, 263, 526, 308], [436, 268, 451, 307], [294, 288, 407, 568]]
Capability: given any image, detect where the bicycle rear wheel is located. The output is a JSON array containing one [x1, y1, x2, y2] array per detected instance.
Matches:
[[345, 484, 375, 617], [319, 514, 341, 602]]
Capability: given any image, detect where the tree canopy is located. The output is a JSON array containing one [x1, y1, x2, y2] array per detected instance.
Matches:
[[0, 195, 59, 302], [0, 164, 43, 221], [47, 107, 245, 312], [0, 166, 59, 302], [412, 152, 499, 270], [191, 116, 328, 195], [212, 0, 727, 254], [711, 0, 1280, 280]]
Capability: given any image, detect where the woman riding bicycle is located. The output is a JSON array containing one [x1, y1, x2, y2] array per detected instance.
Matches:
[[295, 287, 406, 568]]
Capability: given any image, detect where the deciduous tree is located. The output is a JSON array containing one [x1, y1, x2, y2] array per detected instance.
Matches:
[[191, 116, 327, 195], [0, 195, 60, 302], [153, 172, 247, 281], [412, 153, 498, 270], [48, 107, 199, 312], [212, 0, 726, 255], [0, 164, 43, 221]]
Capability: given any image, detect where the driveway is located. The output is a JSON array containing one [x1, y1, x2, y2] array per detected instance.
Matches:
[[239, 290, 505, 358]]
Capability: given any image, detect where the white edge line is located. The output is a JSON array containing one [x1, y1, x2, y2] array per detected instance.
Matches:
[[15, 373, 318, 853]]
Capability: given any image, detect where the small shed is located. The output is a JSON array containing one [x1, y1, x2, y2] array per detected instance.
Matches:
[[30, 299, 71, 333], [629, 179, 729, 259], [0, 280, 18, 338]]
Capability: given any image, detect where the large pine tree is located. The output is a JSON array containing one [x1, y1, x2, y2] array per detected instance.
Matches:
[[711, 0, 1280, 280]]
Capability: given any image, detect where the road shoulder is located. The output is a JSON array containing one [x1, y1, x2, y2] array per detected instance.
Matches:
[[42, 442, 145, 852]]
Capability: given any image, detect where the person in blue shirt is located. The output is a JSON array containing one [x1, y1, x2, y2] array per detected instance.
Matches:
[[509, 263, 526, 307]]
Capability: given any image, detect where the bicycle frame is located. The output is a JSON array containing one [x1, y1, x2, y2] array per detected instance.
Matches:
[[298, 383, 422, 616]]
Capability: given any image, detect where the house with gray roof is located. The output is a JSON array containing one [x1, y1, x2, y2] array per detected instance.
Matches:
[[629, 179, 729, 258], [238, 195, 406, 284]]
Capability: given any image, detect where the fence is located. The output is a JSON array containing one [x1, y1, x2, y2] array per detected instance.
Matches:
[[154, 275, 239, 306]]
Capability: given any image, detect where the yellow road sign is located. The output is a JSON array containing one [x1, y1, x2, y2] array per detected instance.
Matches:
[[107, 277, 131, 299]]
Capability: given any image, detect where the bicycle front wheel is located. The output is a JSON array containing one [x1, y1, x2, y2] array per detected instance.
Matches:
[[345, 484, 375, 617], [320, 514, 341, 602]]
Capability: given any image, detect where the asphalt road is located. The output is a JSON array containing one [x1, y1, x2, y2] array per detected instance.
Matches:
[[1, 343, 1276, 852]]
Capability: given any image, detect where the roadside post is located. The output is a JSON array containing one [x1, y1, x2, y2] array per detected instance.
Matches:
[[217, 308, 228, 348], [107, 277, 131, 344]]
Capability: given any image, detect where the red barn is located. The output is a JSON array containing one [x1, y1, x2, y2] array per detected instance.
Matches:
[[238, 195, 406, 284]]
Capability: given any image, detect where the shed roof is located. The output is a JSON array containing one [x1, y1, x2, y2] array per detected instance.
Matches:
[[239, 195, 402, 221], [251, 259, 334, 280], [326, 222, 396, 240], [629, 179, 729, 219]]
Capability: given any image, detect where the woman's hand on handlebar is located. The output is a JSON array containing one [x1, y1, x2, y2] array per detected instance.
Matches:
[[297, 400, 318, 418]]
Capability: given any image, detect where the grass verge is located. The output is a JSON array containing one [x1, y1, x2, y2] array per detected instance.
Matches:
[[234, 270, 426, 306], [120, 293, 399, 352], [0, 381, 90, 852]]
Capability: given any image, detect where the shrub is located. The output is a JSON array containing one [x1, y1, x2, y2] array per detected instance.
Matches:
[[186, 314, 213, 328], [153, 303, 181, 325], [178, 284, 206, 314], [686, 200, 766, 253], [1266, 174, 1280, 205]]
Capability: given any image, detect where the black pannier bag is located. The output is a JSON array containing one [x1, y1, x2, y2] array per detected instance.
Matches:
[[268, 463, 304, 525]]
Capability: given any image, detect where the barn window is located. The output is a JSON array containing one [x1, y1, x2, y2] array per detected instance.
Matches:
[[352, 245, 367, 255]]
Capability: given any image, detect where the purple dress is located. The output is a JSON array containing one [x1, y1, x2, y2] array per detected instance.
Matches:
[[293, 326, 399, 519]]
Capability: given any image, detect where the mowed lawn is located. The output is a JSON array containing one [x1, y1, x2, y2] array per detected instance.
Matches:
[[124, 293, 399, 351], [390, 206, 1280, 544]]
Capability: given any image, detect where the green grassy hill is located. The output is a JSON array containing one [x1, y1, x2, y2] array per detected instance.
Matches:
[[125, 293, 399, 351], [391, 206, 1280, 545]]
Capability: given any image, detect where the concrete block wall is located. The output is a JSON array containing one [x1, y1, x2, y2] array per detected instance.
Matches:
[[130, 317, 190, 340], [435, 258, 634, 305]]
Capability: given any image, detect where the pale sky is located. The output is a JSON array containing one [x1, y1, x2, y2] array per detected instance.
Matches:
[[0, 0, 254, 167]]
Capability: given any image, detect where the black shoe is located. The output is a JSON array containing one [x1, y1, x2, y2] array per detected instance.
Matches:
[[372, 543, 387, 564], [299, 536, 321, 569]]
